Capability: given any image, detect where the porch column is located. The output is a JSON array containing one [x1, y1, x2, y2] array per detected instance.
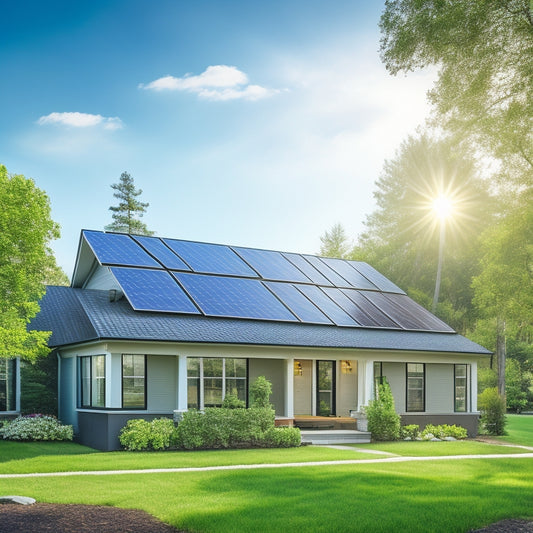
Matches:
[[177, 355, 188, 411], [285, 358, 294, 418], [357, 359, 374, 410], [471, 362, 478, 412]]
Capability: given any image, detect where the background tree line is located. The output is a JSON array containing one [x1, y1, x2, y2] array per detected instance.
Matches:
[[320, 0, 533, 412]]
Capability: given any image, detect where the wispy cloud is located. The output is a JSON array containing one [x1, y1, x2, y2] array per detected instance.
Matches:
[[37, 112, 123, 130], [139, 65, 278, 101]]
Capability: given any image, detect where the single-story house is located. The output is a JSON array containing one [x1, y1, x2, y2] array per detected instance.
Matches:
[[28, 229, 490, 450]]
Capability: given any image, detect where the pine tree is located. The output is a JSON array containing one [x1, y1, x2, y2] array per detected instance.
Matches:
[[105, 172, 154, 236]]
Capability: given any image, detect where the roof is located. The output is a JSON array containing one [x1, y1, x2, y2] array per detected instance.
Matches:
[[29, 229, 490, 355], [31, 286, 490, 355]]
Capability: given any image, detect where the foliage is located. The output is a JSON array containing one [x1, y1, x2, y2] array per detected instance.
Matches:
[[478, 387, 507, 436], [319, 223, 351, 258], [400, 424, 420, 440], [478, 367, 498, 394], [176, 407, 279, 450], [420, 424, 468, 440], [119, 418, 178, 451], [380, 0, 533, 181], [249, 375, 273, 408], [0, 165, 60, 361], [354, 134, 492, 332], [221, 394, 246, 409], [365, 379, 401, 441], [262, 426, 301, 448], [505, 359, 530, 413], [0, 415, 73, 441], [105, 171, 154, 236]]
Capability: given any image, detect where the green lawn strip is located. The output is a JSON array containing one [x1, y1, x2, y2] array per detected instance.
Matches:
[[491, 414, 533, 447], [1, 458, 532, 532], [0, 442, 377, 474], [347, 440, 531, 456]]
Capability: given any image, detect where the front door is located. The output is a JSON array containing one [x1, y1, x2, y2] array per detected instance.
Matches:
[[317, 360, 336, 416]]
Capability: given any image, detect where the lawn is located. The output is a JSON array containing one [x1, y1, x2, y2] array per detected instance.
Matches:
[[494, 414, 533, 447], [1, 416, 532, 532]]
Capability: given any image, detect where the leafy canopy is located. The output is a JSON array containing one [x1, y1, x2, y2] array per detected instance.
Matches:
[[105, 171, 154, 236], [319, 223, 351, 258], [0, 165, 59, 360]]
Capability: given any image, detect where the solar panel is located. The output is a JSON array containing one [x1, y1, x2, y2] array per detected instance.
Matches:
[[133, 236, 191, 271], [163, 239, 257, 277], [362, 292, 454, 332], [294, 284, 358, 326], [319, 257, 378, 290], [282, 253, 333, 286], [84, 231, 161, 268], [233, 247, 311, 283], [111, 267, 200, 314], [302, 255, 351, 287], [174, 273, 298, 322], [265, 282, 333, 324], [341, 289, 400, 328], [348, 261, 405, 294]]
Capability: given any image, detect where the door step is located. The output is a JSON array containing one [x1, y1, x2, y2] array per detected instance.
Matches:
[[300, 429, 371, 445]]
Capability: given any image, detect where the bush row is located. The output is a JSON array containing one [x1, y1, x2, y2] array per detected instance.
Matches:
[[0, 415, 73, 441], [119, 408, 301, 451], [400, 423, 468, 441]]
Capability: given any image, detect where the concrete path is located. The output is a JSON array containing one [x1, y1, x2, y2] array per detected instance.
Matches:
[[1, 452, 532, 479]]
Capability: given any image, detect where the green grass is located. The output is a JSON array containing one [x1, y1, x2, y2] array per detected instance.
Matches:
[[1, 458, 532, 532], [0, 441, 377, 474], [494, 414, 533, 447]]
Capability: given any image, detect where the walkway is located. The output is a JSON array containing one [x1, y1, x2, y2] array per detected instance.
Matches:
[[1, 452, 532, 479]]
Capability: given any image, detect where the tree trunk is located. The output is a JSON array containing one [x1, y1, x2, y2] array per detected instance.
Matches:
[[496, 318, 506, 401]]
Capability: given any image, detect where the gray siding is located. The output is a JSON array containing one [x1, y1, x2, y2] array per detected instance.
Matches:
[[337, 360, 357, 416], [426, 364, 454, 413], [293, 359, 313, 415], [147, 355, 178, 411]]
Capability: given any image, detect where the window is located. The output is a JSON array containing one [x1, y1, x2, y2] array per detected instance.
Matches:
[[0, 358, 16, 411], [122, 355, 146, 409], [80, 355, 105, 408], [406, 363, 425, 412], [187, 358, 247, 409], [454, 364, 468, 412]]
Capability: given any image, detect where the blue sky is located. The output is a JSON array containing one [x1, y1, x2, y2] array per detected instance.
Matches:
[[0, 1, 433, 277]]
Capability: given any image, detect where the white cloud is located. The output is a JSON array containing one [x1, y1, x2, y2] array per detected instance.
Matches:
[[139, 65, 277, 101], [37, 112, 123, 130]]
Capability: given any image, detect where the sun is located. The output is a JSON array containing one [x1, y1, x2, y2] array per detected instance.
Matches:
[[432, 195, 454, 220]]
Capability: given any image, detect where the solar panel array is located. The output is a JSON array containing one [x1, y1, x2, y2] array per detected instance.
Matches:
[[82, 230, 454, 333]]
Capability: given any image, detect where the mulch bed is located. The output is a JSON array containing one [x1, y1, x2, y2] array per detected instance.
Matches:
[[0, 502, 185, 532], [0, 502, 531, 532]]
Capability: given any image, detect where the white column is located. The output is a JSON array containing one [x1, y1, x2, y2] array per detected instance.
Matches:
[[357, 359, 374, 411], [285, 358, 294, 418], [470, 362, 478, 412], [177, 355, 188, 411]]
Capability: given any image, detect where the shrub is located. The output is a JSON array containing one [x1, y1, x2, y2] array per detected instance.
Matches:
[[400, 424, 420, 440], [262, 426, 301, 448], [221, 394, 246, 409], [420, 424, 468, 440], [478, 387, 506, 435], [0, 415, 73, 441], [365, 379, 400, 441], [119, 418, 178, 451], [249, 376, 272, 408]]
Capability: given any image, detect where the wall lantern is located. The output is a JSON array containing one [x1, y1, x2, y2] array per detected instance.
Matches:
[[294, 360, 303, 376], [341, 360, 352, 374]]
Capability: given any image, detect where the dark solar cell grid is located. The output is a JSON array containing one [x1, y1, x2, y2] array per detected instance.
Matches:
[[348, 261, 405, 294], [282, 253, 333, 286], [174, 273, 298, 322], [341, 289, 400, 328], [84, 231, 161, 268], [111, 267, 200, 314], [302, 255, 351, 287], [319, 257, 378, 290], [133, 236, 191, 271]]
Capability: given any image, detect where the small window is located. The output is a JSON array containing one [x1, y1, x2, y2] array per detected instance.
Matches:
[[454, 364, 468, 412], [80, 355, 105, 408], [122, 355, 146, 409], [0, 358, 17, 411], [406, 363, 425, 412]]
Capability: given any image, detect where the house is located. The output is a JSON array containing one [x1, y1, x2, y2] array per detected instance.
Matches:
[[29, 229, 490, 450]]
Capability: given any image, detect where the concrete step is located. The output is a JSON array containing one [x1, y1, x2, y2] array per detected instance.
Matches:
[[300, 429, 371, 445]]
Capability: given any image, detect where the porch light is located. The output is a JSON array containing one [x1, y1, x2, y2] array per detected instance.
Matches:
[[294, 360, 303, 376], [341, 360, 352, 374]]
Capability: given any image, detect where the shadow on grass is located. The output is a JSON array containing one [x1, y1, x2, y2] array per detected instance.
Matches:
[[0, 440, 97, 462]]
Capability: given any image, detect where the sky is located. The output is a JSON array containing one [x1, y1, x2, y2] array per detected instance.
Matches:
[[0, 0, 434, 278]]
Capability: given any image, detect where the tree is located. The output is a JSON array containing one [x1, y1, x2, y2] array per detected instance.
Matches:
[[0, 165, 59, 361], [354, 134, 492, 331], [105, 172, 154, 235], [319, 223, 351, 258], [380, 0, 533, 186]]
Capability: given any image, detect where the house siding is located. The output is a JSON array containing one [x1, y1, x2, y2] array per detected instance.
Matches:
[[249, 358, 285, 415]]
